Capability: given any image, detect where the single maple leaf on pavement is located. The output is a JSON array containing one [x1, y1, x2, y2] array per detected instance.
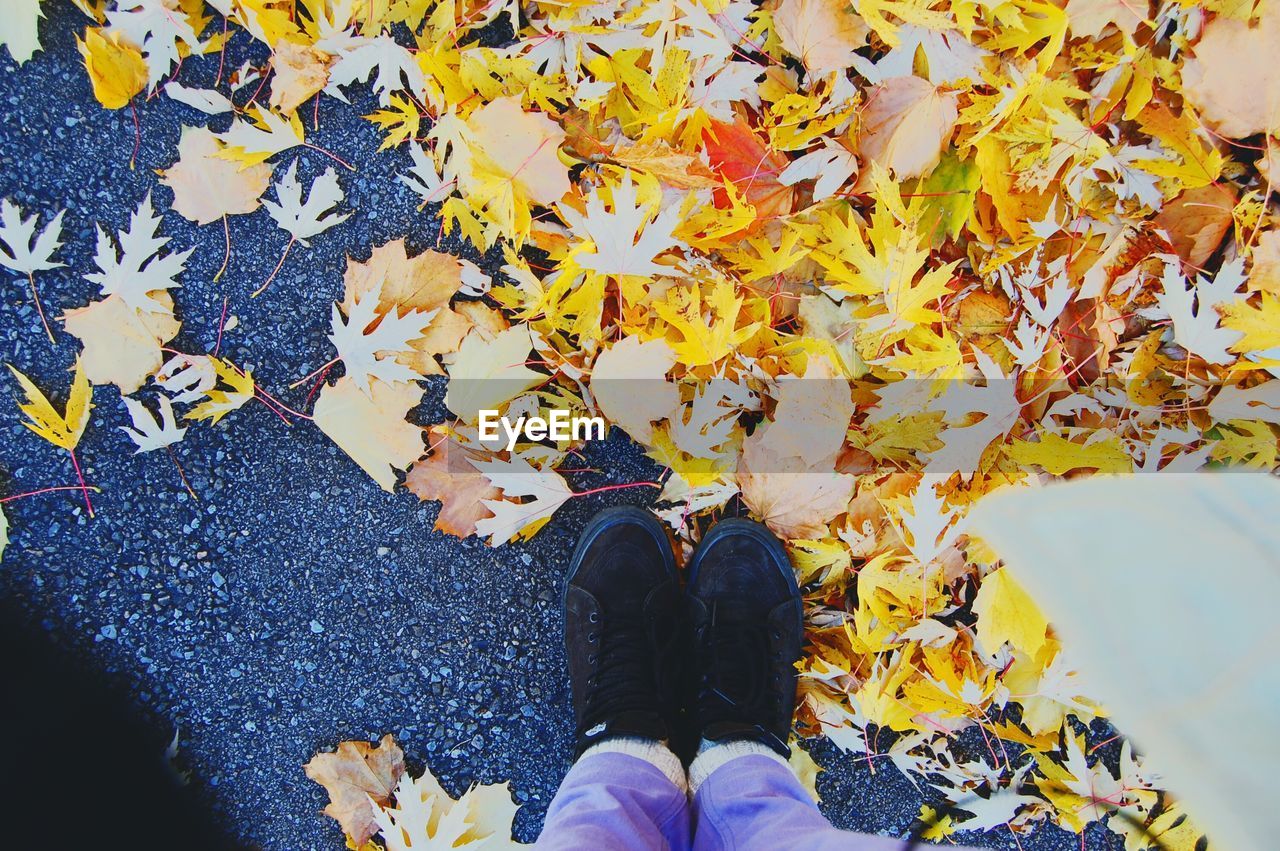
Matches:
[[304, 734, 405, 846], [328, 280, 439, 395], [85, 193, 192, 315], [0, 198, 65, 342], [257, 160, 350, 294], [312, 375, 425, 492], [404, 427, 501, 538], [120, 395, 186, 452], [1, 0, 45, 65], [161, 126, 273, 226]]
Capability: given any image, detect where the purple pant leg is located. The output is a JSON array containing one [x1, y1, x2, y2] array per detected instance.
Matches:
[[535, 752, 691, 851], [691, 755, 910, 851]]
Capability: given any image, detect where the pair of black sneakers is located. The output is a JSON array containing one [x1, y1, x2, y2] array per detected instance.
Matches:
[[563, 506, 804, 763]]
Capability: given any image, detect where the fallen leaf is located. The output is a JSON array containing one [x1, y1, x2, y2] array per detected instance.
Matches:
[[120, 396, 186, 452], [589, 335, 679, 443], [62, 292, 181, 394], [270, 41, 331, 114], [186, 357, 255, 424], [1, 0, 45, 65], [444, 324, 545, 423], [737, 431, 855, 539], [161, 125, 273, 225], [405, 429, 500, 538], [77, 27, 147, 109], [9, 358, 93, 451], [304, 734, 406, 846], [858, 75, 959, 179], [313, 375, 424, 491], [970, 567, 1049, 658], [464, 96, 570, 207], [773, 0, 869, 77], [470, 453, 574, 546], [1181, 0, 1280, 138], [1153, 183, 1236, 267]]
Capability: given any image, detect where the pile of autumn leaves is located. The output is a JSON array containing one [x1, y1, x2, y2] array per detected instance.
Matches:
[[5, 0, 1280, 846]]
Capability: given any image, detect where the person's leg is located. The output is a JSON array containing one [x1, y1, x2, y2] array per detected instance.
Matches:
[[535, 506, 689, 848], [685, 518, 879, 850], [536, 739, 690, 850], [688, 745, 908, 850]]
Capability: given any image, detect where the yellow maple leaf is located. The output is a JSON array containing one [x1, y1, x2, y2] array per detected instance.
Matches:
[[187, 357, 256, 425], [78, 27, 146, 110], [9, 359, 93, 451], [1222, 291, 1280, 353], [1005, 431, 1133, 475], [971, 566, 1049, 658], [651, 277, 761, 367]]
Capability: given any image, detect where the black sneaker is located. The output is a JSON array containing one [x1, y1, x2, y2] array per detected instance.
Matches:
[[564, 506, 682, 757], [687, 518, 803, 757]]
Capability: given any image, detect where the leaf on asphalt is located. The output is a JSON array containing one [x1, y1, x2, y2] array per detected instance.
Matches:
[[9, 358, 94, 451], [216, 106, 305, 169], [443, 324, 544, 423], [304, 734, 406, 846], [120, 395, 186, 453], [328, 281, 438, 395], [270, 41, 332, 114], [0, 198, 65, 275], [161, 126, 273, 225], [405, 428, 500, 538], [1, 0, 45, 65], [84, 193, 192, 314], [369, 761, 519, 851], [77, 27, 146, 110], [470, 454, 574, 546], [62, 292, 180, 394], [185, 357, 255, 425], [164, 82, 233, 114], [263, 160, 351, 243], [313, 375, 424, 492]]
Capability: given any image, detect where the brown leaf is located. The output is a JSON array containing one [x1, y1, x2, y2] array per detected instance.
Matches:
[[1153, 183, 1236, 267], [304, 734, 405, 845], [405, 428, 501, 538], [270, 41, 331, 115], [610, 140, 719, 189], [160, 126, 272, 225], [1181, 0, 1280, 138], [342, 239, 463, 315], [61, 293, 181, 394], [857, 75, 959, 180]]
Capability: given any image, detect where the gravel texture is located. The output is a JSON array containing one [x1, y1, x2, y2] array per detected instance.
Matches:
[[0, 6, 1117, 849]]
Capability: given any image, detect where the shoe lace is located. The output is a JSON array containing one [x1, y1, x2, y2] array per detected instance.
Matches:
[[581, 609, 660, 729], [697, 604, 782, 730]]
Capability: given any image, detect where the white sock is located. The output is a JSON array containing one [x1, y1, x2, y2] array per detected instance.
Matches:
[[578, 736, 688, 793], [687, 738, 791, 794]]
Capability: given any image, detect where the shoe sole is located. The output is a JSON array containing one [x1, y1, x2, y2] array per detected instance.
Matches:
[[686, 517, 799, 598], [564, 505, 679, 601]]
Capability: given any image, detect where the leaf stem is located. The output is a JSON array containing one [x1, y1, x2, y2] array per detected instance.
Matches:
[[214, 214, 231, 282], [288, 357, 339, 390], [568, 480, 662, 499], [26, 271, 56, 345], [213, 294, 229, 356], [302, 142, 355, 171], [68, 448, 95, 518], [253, 236, 295, 297], [167, 445, 198, 501], [255, 385, 313, 420], [0, 485, 98, 504]]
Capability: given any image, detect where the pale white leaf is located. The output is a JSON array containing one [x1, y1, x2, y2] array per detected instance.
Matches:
[[120, 395, 186, 452], [470, 454, 574, 546], [0, 199, 65, 275], [165, 81, 233, 114], [328, 280, 438, 396], [262, 160, 351, 244], [558, 170, 680, 277], [0, 0, 43, 65], [85, 193, 192, 314]]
